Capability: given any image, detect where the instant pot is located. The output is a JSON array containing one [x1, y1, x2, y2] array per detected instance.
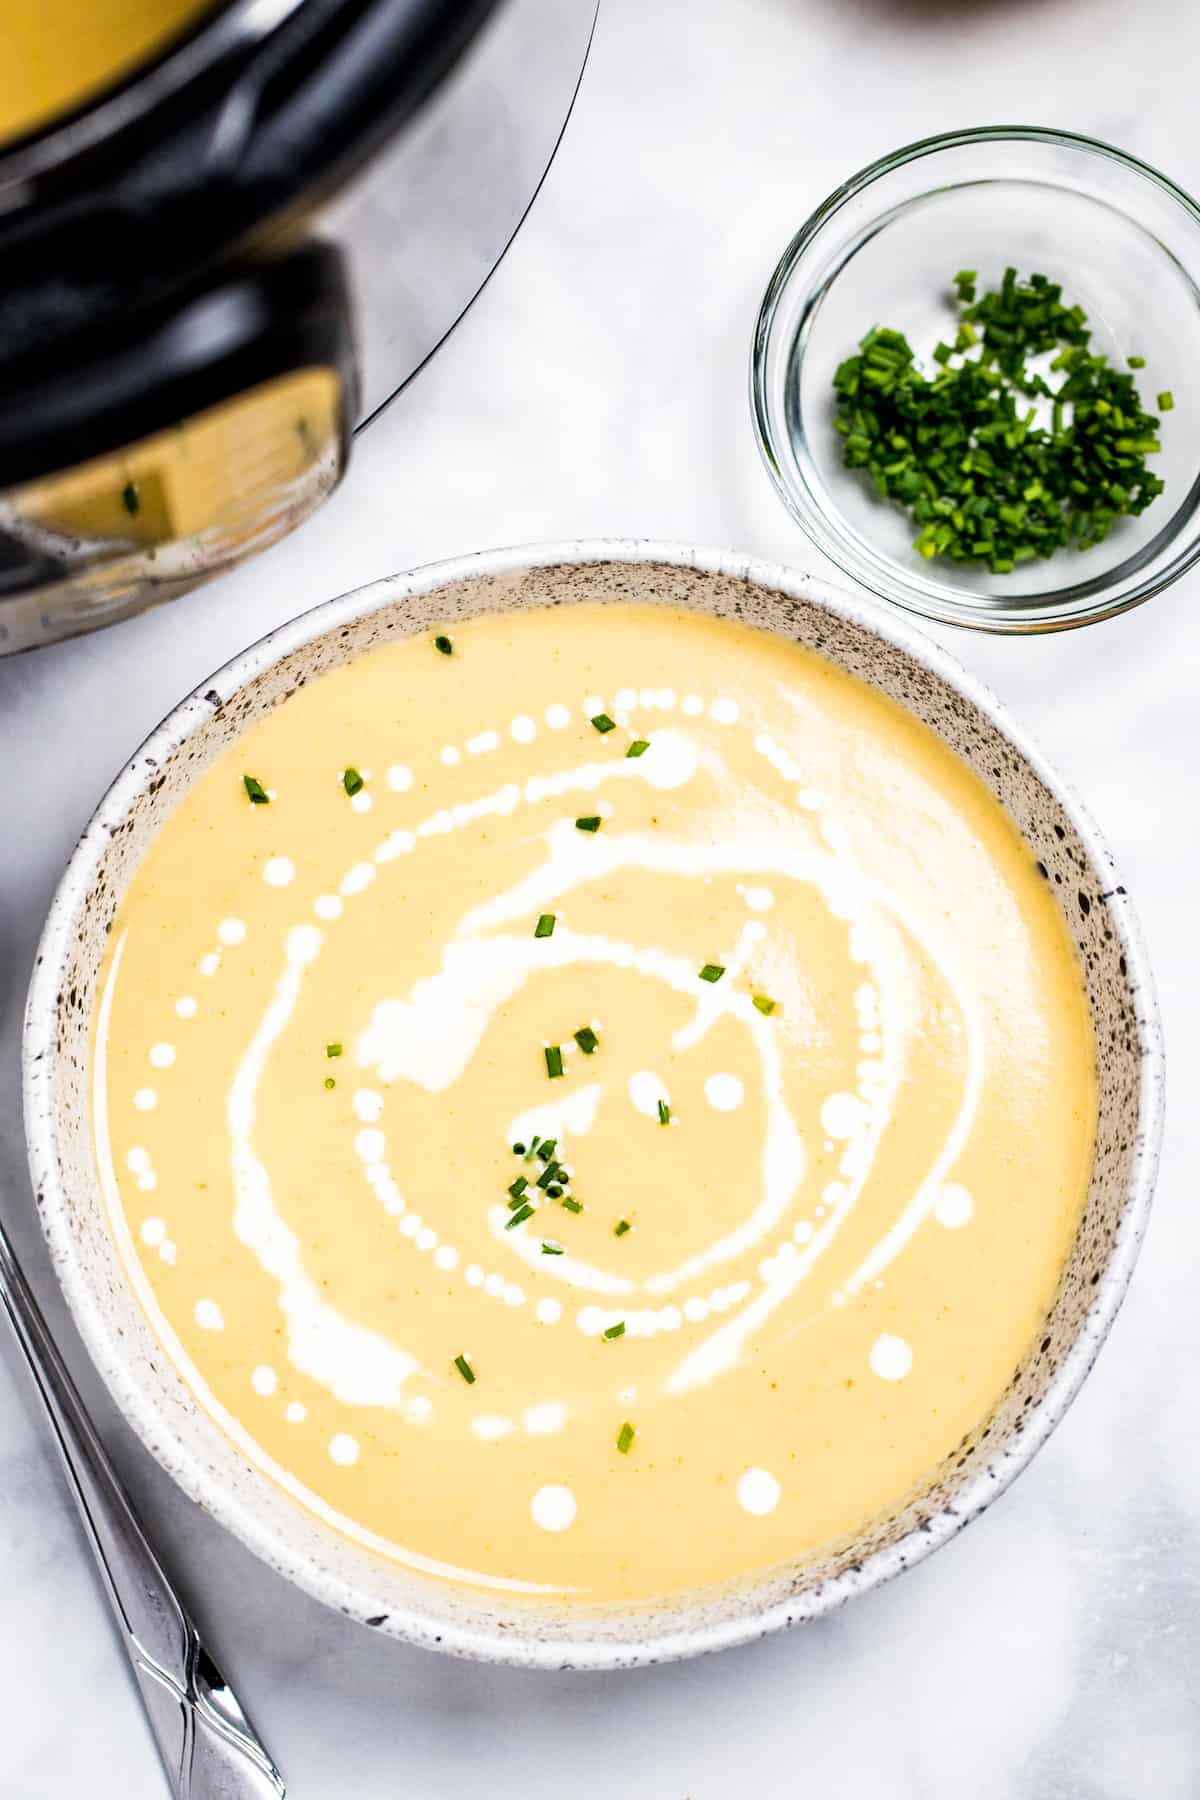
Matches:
[[0, 0, 597, 654]]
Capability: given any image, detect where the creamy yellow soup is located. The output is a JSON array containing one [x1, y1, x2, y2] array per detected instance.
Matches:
[[0, 0, 214, 144], [91, 603, 1096, 1602]]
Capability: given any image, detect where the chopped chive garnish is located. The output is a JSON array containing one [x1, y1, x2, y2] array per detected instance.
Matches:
[[573, 1026, 599, 1055], [591, 713, 617, 734], [122, 479, 140, 516], [506, 1202, 535, 1230], [547, 1185, 563, 1198], [534, 913, 556, 938], [434, 634, 453, 655], [541, 1240, 565, 1256], [833, 271, 1169, 573], [326, 1042, 343, 1058], [657, 1098, 670, 1125], [512, 1141, 525, 1155], [454, 1353, 476, 1384], [699, 963, 725, 983], [1159, 390, 1175, 412], [324, 1076, 336, 1090], [603, 1321, 626, 1341], [526, 1135, 541, 1160], [536, 1138, 556, 1162], [616, 1421, 635, 1454], [535, 1162, 561, 1190], [508, 1176, 528, 1200], [614, 1219, 631, 1237], [575, 815, 602, 832], [626, 739, 650, 759], [752, 994, 777, 1016], [243, 774, 269, 805], [561, 1196, 583, 1214], [544, 1045, 564, 1079], [342, 767, 364, 796]]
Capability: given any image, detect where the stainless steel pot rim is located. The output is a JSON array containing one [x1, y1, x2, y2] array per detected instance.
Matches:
[[23, 539, 1165, 1667]]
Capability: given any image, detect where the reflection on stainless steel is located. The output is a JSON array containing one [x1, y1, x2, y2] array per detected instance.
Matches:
[[0, 1208, 285, 1797], [0, 369, 342, 656], [333, 0, 599, 427]]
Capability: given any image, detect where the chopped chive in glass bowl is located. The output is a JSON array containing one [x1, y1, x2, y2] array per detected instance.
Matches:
[[752, 126, 1200, 632]]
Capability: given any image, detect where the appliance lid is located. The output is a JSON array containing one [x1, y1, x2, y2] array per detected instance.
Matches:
[[0, 0, 499, 377], [0, 0, 493, 193]]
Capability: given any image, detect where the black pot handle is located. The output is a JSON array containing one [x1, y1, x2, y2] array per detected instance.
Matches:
[[0, 240, 356, 492], [0, 242, 356, 652]]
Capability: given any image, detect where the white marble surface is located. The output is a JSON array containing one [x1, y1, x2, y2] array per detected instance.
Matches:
[[2, 1, 1199, 1793]]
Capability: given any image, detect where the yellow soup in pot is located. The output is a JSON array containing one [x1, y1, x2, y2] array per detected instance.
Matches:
[[0, 0, 215, 145], [91, 603, 1096, 1603]]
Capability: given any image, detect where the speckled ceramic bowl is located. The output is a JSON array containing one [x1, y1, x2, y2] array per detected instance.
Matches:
[[23, 542, 1163, 1668]]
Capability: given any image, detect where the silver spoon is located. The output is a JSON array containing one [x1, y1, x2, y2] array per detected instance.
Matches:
[[0, 1207, 286, 1798]]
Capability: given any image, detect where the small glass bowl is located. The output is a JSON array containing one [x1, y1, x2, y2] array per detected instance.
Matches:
[[751, 127, 1200, 632]]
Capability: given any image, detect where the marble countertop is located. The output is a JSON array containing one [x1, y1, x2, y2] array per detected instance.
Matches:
[[2, 1, 1198, 1794]]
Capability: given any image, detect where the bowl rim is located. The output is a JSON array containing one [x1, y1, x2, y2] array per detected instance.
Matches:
[[22, 538, 1165, 1667], [750, 122, 1200, 633]]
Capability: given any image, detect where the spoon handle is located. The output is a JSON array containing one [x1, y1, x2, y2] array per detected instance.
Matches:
[[0, 1218, 285, 1798]]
